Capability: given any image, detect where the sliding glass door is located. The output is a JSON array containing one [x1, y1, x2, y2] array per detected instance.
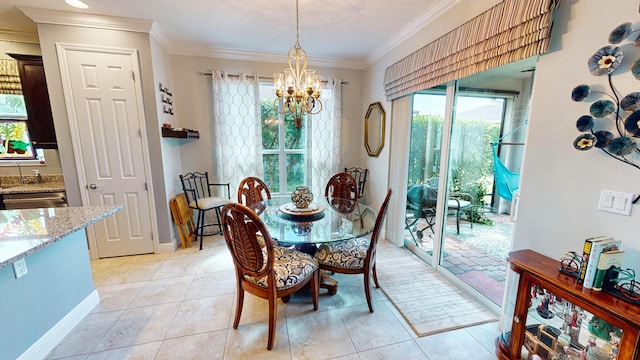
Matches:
[[403, 58, 535, 309]]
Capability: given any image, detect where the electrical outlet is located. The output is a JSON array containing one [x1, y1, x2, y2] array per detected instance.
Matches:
[[13, 257, 28, 279]]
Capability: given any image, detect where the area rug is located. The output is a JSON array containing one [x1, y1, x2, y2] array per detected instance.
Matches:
[[377, 255, 498, 337]]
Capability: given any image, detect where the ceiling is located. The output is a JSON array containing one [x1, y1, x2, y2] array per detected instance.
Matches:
[[0, 0, 458, 69]]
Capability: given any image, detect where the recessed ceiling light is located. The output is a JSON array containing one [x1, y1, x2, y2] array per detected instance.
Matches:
[[65, 0, 89, 9]]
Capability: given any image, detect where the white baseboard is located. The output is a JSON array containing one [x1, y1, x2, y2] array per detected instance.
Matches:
[[18, 290, 100, 360], [157, 240, 178, 253]]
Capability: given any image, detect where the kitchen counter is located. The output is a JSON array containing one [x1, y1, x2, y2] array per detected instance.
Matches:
[[1, 205, 123, 360], [0, 181, 66, 195], [0, 205, 123, 268]]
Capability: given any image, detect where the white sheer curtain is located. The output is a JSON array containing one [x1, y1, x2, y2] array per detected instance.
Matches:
[[307, 79, 342, 197], [211, 71, 262, 191]]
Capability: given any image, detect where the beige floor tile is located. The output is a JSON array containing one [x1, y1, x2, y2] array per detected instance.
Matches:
[[339, 302, 413, 352], [414, 327, 496, 360], [224, 320, 291, 359], [100, 261, 163, 285], [357, 340, 429, 360], [129, 275, 194, 308], [86, 342, 162, 360], [183, 270, 236, 300], [287, 309, 356, 360], [45, 311, 123, 359], [156, 330, 227, 360], [229, 293, 287, 327], [93, 303, 178, 351], [45, 237, 502, 360], [464, 321, 502, 354], [152, 257, 203, 280], [92, 282, 146, 313], [166, 295, 233, 338]]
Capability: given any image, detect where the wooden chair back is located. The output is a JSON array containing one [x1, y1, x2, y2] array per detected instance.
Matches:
[[325, 172, 358, 214], [237, 176, 272, 214]]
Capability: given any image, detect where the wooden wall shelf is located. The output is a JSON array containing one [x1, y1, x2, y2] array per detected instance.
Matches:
[[161, 128, 199, 139]]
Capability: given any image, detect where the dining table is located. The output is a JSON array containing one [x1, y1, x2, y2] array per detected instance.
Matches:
[[250, 196, 377, 295]]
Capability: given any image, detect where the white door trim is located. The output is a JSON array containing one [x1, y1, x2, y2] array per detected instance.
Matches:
[[56, 42, 158, 259]]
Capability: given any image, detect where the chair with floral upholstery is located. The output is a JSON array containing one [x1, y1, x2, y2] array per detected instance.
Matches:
[[221, 203, 320, 350], [237, 176, 272, 215], [314, 188, 392, 312]]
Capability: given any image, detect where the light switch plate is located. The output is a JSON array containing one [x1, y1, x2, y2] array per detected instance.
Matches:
[[598, 190, 634, 216]]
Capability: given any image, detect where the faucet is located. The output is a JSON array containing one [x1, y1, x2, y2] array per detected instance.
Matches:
[[13, 162, 26, 184]]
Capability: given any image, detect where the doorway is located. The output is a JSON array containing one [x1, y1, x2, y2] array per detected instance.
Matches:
[[403, 58, 535, 308], [57, 44, 156, 258]]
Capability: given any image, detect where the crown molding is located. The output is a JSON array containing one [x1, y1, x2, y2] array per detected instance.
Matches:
[[150, 22, 174, 53], [19, 7, 152, 33], [366, 0, 460, 67], [171, 45, 365, 70], [0, 29, 39, 44]]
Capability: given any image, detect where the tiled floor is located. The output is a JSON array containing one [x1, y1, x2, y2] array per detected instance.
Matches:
[[46, 235, 501, 360]]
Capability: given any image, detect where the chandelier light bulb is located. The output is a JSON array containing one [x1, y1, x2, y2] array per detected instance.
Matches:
[[272, 0, 323, 129]]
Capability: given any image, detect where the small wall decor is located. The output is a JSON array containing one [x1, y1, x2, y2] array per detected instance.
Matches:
[[159, 82, 174, 115], [571, 20, 640, 173]]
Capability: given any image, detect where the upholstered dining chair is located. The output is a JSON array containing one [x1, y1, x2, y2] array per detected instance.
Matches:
[[237, 176, 271, 215], [221, 203, 320, 350], [315, 188, 392, 312], [325, 172, 358, 214], [179, 171, 231, 250]]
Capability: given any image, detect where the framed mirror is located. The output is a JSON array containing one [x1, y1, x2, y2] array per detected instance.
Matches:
[[364, 102, 385, 157]]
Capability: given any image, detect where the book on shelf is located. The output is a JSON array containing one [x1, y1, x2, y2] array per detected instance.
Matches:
[[582, 238, 621, 289], [592, 250, 625, 291], [577, 235, 608, 285]]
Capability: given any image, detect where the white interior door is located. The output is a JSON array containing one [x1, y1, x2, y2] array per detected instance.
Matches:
[[57, 44, 155, 258]]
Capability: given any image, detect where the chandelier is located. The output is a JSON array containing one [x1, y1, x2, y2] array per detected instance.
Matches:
[[273, 0, 323, 129]]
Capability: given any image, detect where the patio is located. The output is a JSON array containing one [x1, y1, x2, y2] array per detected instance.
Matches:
[[404, 212, 513, 305]]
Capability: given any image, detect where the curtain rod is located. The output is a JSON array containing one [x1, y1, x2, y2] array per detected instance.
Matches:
[[197, 71, 348, 85]]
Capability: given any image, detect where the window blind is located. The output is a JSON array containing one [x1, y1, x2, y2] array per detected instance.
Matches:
[[383, 0, 560, 100], [0, 60, 22, 95]]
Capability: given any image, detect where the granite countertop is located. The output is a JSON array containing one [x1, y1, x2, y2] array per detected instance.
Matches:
[[0, 181, 66, 195], [0, 205, 124, 268]]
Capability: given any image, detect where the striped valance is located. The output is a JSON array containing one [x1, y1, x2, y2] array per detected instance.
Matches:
[[384, 0, 560, 100], [0, 59, 22, 95]]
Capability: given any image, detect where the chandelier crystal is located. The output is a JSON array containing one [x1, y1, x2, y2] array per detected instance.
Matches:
[[273, 0, 323, 129]]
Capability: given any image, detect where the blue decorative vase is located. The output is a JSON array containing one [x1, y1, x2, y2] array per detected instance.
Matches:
[[291, 186, 313, 209]]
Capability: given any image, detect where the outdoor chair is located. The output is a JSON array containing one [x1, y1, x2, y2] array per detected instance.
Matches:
[[405, 184, 438, 244]]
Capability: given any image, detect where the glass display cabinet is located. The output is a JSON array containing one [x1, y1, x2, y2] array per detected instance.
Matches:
[[496, 249, 640, 360]]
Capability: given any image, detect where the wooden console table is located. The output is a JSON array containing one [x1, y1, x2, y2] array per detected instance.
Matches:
[[496, 249, 639, 360]]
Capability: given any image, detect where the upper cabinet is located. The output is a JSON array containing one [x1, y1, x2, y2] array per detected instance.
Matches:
[[8, 54, 57, 149]]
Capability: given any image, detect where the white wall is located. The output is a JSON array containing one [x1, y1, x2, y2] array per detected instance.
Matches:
[[170, 55, 364, 193], [150, 35, 182, 247], [515, 0, 640, 267]]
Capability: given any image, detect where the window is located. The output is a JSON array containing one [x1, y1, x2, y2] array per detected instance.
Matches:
[[259, 84, 306, 194], [0, 93, 36, 160]]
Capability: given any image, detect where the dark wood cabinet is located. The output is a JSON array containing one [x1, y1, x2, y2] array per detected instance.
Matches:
[[496, 249, 640, 360], [8, 54, 57, 149]]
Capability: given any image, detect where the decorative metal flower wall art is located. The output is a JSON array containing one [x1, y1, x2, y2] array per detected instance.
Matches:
[[571, 21, 640, 171]]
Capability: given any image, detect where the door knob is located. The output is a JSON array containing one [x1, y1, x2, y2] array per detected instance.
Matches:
[[88, 184, 98, 190]]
